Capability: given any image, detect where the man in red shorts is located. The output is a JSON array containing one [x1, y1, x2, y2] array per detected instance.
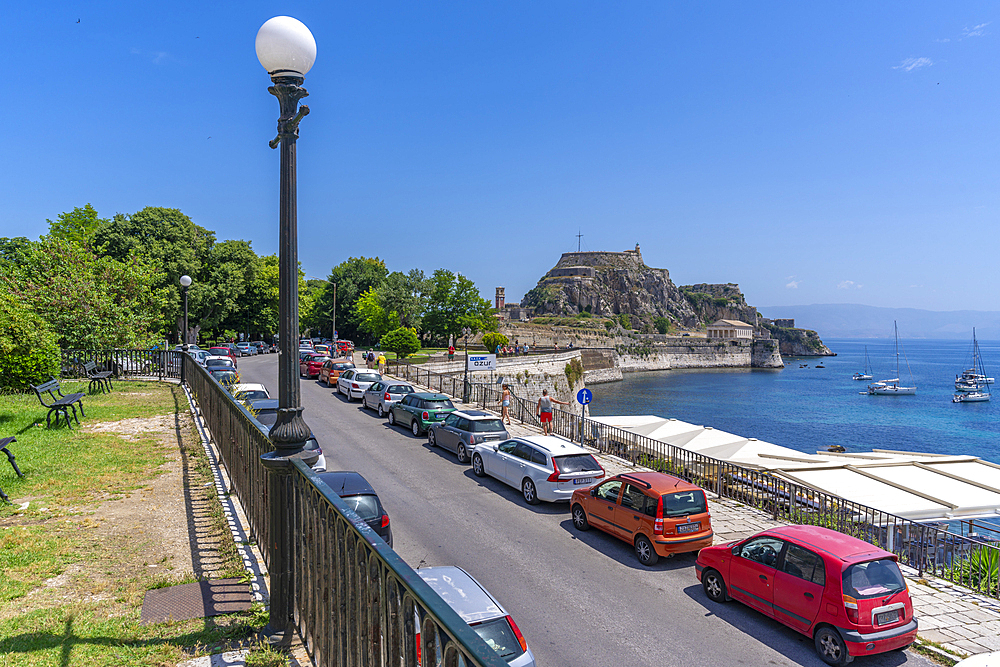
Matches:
[[536, 389, 569, 435]]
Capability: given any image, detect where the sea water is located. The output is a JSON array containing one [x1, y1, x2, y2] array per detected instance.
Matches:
[[588, 338, 1000, 465]]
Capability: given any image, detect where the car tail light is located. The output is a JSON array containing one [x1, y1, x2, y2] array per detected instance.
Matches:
[[506, 615, 528, 652], [385, 392, 391, 401], [352, 383, 359, 389], [381, 514, 390, 528], [546, 457, 562, 482], [422, 411, 429, 420], [654, 495, 664, 535], [843, 595, 860, 623]]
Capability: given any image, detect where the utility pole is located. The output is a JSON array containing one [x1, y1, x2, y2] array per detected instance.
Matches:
[[331, 282, 337, 341]]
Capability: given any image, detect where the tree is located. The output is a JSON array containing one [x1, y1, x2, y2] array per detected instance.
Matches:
[[309, 257, 389, 342], [47, 204, 107, 247], [0, 290, 60, 390], [1, 237, 166, 349], [481, 332, 509, 352], [92, 207, 215, 335], [422, 269, 496, 345], [653, 316, 672, 335], [618, 313, 632, 330], [380, 327, 421, 359], [353, 287, 397, 342]]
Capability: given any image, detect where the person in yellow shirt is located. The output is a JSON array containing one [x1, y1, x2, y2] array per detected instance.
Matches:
[[377, 352, 386, 374]]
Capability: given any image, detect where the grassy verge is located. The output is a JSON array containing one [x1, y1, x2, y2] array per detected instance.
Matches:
[[0, 381, 271, 667]]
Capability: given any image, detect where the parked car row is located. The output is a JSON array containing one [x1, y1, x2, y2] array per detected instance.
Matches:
[[303, 364, 918, 666]]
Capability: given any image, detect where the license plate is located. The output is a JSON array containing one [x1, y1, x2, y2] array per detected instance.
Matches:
[[677, 522, 701, 534], [876, 610, 900, 625], [573, 477, 595, 485]]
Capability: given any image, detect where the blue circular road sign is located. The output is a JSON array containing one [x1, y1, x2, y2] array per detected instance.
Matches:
[[577, 388, 593, 405]]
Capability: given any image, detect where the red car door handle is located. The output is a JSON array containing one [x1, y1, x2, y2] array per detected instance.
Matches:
[[759, 575, 768, 582], [804, 592, 814, 599]]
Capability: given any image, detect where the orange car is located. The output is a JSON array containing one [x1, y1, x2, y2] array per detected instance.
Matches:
[[571, 471, 714, 566], [318, 358, 355, 387]]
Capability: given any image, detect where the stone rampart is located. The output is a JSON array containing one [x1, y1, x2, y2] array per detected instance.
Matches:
[[419, 350, 586, 405]]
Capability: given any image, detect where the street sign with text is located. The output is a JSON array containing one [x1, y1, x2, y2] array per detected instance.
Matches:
[[467, 354, 496, 371]]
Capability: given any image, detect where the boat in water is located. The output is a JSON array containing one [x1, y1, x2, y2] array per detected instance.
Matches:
[[852, 346, 873, 381], [868, 322, 916, 396], [953, 329, 991, 404]]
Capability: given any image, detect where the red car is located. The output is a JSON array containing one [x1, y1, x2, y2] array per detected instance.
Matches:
[[336, 340, 354, 356], [696, 525, 917, 665], [299, 354, 331, 379], [208, 346, 238, 367]]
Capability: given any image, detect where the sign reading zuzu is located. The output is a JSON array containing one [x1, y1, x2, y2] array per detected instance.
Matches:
[[467, 354, 497, 371]]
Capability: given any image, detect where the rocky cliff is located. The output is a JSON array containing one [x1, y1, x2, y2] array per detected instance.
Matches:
[[764, 324, 835, 357]]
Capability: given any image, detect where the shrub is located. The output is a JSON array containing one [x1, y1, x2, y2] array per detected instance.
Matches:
[[379, 327, 421, 358], [653, 316, 671, 335], [0, 291, 60, 390], [604, 320, 614, 331], [481, 332, 509, 352], [564, 358, 584, 388], [618, 313, 631, 330]]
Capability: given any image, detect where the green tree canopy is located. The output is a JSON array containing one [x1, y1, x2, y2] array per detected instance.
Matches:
[[481, 332, 509, 352], [380, 327, 421, 358], [423, 269, 496, 345], [353, 287, 397, 342], [0, 237, 166, 349], [308, 257, 388, 342], [0, 289, 60, 390], [46, 204, 108, 247]]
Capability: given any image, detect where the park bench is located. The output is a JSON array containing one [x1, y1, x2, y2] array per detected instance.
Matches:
[[0, 437, 24, 502], [84, 360, 113, 393], [31, 377, 86, 429]]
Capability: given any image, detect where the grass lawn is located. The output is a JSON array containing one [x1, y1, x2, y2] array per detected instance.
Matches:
[[0, 381, 281, 667]]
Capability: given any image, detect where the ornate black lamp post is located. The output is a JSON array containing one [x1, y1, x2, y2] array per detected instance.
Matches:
[[462, 326, 472, 402], [180, 275, 192, 383], [255, 15, 318, 646]]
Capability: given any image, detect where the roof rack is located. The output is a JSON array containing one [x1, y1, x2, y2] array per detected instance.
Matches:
[[619, 473, 652, 489]]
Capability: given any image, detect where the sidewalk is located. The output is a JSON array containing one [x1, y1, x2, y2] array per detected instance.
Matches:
[[396, 372, 1000, 661]]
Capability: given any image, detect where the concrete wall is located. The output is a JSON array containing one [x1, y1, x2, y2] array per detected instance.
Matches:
[[420, 350, 587, 405]]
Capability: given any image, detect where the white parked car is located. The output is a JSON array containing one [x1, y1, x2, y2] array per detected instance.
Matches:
[[337, 369, 383, 401], [187, 349, 211, 367], [361, 381, 415, 417], [231, 383, 270, 400], [471, 435, 605, 505]]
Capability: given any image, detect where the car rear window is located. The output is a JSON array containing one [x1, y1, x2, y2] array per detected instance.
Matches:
[[239, 390, 269, 400], [553, 453, 601, 473], [469, 419, 506, 432], [206, 359, 233, 367], [209, 348, 228, 355], [310, 356, 330, 363], [471, 617, 525, 662], [355, 373, 380, 382], [842, 559, 906, 599], [255, 412, 277, 427], [334, 363, 354, 370], [660, 490, 707, 517], [341, 494, 381, 521], [389, 385, 413, 394], [422, 399, 455, 409]]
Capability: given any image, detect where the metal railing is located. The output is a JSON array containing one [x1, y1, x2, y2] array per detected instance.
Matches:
[[61, 349, 183, 381], [453, 380, 998, 599], [182, 354, 507, 667]]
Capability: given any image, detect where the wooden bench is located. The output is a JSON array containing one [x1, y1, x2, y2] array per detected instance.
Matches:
[[31, 378, 86, 429], [0, 437, 24, 502], [84, 360, 113, 393]]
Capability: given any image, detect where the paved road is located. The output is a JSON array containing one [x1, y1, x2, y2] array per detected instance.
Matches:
[[239, 355, 934, 667]]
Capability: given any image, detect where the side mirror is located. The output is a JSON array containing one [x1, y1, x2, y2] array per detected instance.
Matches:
[[493, 445, 499, 452], [590, 488, 598, 497]]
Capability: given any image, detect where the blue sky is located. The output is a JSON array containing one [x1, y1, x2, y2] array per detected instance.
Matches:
[[2, 2, 997, 312]]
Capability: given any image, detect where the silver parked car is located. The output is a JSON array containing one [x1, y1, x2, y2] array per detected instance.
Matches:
[[415, 566, 535, 666], [428, 410, 509, 464], [337, 369, 383, 401], [361, 381, 415, 417], [471, 435, 606, 505]]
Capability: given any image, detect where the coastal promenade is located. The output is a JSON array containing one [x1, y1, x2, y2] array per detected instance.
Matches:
[[393, 368, 1000, 662]]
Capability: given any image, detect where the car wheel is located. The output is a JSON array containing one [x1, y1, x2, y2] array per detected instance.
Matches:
[[456, 444, 468, 463], [635, 535, 659, 566], [522, 478, 539, 505], [388, 411, 396, 426], [411, 420, 421, 437], [377, 404, 385, 418], [428, 430, 437, 446], [702, 569, 728, 603], [814, 627, 853, 665], [571, 504, 590, 530], [472, 454, 486, 477]]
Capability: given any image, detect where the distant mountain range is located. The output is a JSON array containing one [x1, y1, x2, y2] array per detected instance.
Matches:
[[757, 304, 1000, 340]]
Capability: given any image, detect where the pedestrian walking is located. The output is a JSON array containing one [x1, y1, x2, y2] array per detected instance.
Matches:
[[377, 351, 386, 374], [536, 389, 569, 435], [501, 384, 512, 425]]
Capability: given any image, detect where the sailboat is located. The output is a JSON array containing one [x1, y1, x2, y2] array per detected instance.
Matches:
[[868, 322, 916, 395], [953, 329, 991, 403], [852, 346, 873, 381]]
